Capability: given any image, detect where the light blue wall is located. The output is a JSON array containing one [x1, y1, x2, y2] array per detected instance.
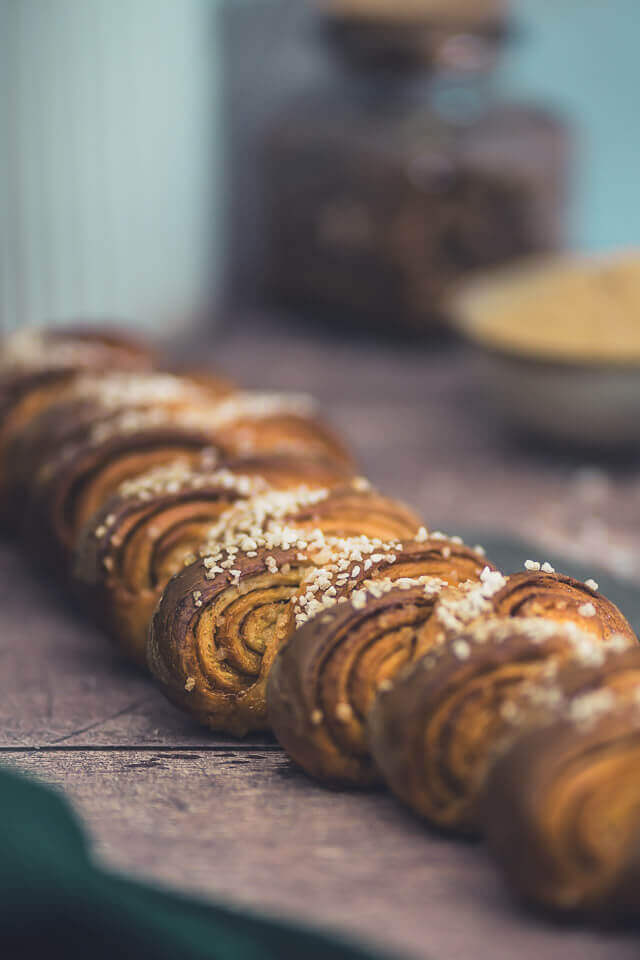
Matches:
[[1, 0, 636, 332], [0, 0, 223, 332], [498, 0, 640, 251]]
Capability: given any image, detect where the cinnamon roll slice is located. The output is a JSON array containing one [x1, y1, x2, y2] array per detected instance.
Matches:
[[23, 407, 225, 568], [23, 391, 353, 569], [75, 469, 389, 667], [268, 535, 494, 785], [149, 528, 488, 737], [148, 527, 357, 736], [0, 327, 160, 529], [482, 692, 640, 917], [267, 578, 448, 786], [5, 371, 232, 527], [368, 619, 632, 834], [74, 465, 271, 666]]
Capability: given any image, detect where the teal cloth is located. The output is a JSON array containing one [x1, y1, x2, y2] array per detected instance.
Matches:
[[0, 765, 395, 960]]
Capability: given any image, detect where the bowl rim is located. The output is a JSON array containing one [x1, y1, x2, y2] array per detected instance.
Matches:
[[463, 338, 640, 374], [449, 249, 640, 370]]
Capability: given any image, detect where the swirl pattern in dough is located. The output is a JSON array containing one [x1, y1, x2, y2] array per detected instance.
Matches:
[[368, 617, 634, 833]]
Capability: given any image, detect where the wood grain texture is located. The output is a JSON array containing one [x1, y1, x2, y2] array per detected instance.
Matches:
[[3, 750, 638, 960]]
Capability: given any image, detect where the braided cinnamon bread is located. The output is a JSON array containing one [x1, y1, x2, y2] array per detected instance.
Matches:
[[148, 528, 366, 737], [0, 327, 160, 529], [267, 538, 494, 785], [74, 466, 373, 666], [22, 392, 352, 569], [22, 408, 225, 569], [267, 579, 446, 786], [148, 498, 440, 735], [368, 619, 635, 833], [482, 688, 640, 917], [5, 371, 232, 524]]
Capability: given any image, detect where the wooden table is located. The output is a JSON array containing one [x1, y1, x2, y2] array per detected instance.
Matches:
[[3, 315, 640, 960]]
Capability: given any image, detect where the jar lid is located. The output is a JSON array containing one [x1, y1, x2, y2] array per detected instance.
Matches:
[[321, 0, 508, 26], [320, 6, 508, 76]]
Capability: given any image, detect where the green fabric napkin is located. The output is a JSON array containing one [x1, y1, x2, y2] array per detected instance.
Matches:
[[0, 765, 395, 959]]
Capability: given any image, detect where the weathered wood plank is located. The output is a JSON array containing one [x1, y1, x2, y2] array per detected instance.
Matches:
[[3, 749, 637, 960], [0, 544, 271, 748]]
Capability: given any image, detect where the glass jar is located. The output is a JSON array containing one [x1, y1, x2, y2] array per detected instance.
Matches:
[[263, 5, 569, 333]]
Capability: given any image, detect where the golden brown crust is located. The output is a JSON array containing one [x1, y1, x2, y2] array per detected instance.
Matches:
[[0, 327, 160, 529], [221, 452, 356, 489], [73, 467, 270, 667], [4, 371, 232, 516], [482, 698, 640, 917], [149, 542, 318, 735], [213, 412, 353, 468], [18, 390, 354, 563], [0, 325, 158, 377], [82, 480, 419, 670], [0, 372, 77, 530], [267, 534, 494, 785], [268, 579, 448, 786], [367, 617, 621, 833], [73, 458, 365, 665], [146, 493, 428, 733], [23, 419, 222, 570], [291, 535, 493, 630], [551, 645, 640, 705], [423, 569, 635, 651]]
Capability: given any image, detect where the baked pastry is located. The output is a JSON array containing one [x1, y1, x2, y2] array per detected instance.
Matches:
[[0, 324, 158, 377], [3, 371, 232, 528], [22, 407, 225, 568], [0, 327, 160, 529], [368, 619, 634, 833], [267, 533, 493, 784], [149, 527, 491, 737], [22, 392, 352, 568], [148, 528, 376, 737], [267, 577, 450, 786], [194, 392, 354, 467], [147, 488, 447, 735], [219, 453, 355, 490], [289, 531, 492, 630], [422, 566, 635, 650], [482, 689, 640, 917], [74, 463, 370, 666]]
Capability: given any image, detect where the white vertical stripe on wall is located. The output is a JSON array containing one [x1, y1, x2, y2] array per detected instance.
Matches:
[[0, 0, 221, 335]]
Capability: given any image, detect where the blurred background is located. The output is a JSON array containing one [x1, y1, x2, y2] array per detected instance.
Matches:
[[2, 0, 640, 576], [1, 0, 638, 329]]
